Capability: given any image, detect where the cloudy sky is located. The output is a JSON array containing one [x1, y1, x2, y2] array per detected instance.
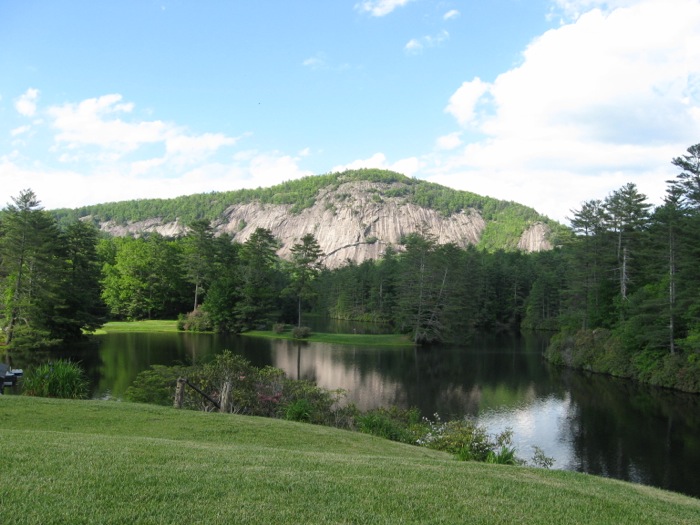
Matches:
[[1, 0, 699, 223]]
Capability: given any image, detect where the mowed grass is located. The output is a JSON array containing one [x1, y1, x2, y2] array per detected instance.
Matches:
[[91, 320, 180, 334], [94, 320, 412, 346], [1, 397, 699, 525]]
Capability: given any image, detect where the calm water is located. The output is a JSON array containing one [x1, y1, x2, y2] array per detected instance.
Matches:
[[17, 326, 700, 498]]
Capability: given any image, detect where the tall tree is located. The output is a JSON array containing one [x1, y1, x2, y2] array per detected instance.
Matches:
[[288, 234, 324, 327], [395, 232, 451, 344], [0, 190, 74, 349], [670, 143, 700, 208], [202, 234, 243, 332], [181, 219, 215, 311], [603, 183, 651, 302], [235, 228, 279, 329], [56, 220, 105, 339], [101, 235, 188, 320]]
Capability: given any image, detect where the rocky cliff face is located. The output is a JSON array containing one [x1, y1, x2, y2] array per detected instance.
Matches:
[[96, 180, 551, 267]]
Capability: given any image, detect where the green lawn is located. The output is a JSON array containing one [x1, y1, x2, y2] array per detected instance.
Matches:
[[92, 320, 180, 334], [93, 320, 412, 346], [1, 396, 698, 524]]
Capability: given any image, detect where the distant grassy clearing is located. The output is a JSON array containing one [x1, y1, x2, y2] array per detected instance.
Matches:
[[245, 329, 413, 346], [1, 397, 698, 525], [93, 320, 412, 346], [92, 320, 180, 334]]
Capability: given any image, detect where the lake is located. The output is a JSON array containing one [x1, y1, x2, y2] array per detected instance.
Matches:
[[17, 327, 700, 498]]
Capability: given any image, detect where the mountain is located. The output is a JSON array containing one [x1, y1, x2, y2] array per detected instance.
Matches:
[[52, 169, 566, 268]]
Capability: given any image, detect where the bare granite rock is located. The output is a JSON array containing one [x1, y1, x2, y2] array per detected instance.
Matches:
[[96, 181, 551, 268]]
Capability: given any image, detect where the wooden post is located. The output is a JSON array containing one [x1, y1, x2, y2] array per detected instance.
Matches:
[[174, 377, 186, 408], [220, 381, 232, 413]]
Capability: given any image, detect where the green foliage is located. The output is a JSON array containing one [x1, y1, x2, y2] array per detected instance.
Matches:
[[292, 326, 311, 338], [485, 446, 519, 465], [356, 406, 421, 444], [285, 398, 313, 422], [124, 364, 188, 405], [416, 414, 516, 463], [177, 308, 212, 332], [0, 190, 105, 350], [21, 359, 89, 399]]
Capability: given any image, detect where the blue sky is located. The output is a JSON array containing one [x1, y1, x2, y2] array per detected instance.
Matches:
[[2, 0, 699, 223]]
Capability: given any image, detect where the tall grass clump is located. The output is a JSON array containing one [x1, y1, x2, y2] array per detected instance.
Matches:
[[21, 359, 89, 399]]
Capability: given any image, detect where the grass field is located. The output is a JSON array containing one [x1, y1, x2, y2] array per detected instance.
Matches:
[[1, 396, 698, 524], [94, 320, 412, 346], [92, 320, 180, 334]]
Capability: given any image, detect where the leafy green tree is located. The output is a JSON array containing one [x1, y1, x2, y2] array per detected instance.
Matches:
[[101, 235, 188, 319]]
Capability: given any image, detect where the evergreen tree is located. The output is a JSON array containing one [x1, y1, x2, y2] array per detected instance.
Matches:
[[54, 220, 106, 339], [181, 219, 215, 312], [235, 228, 280, 329], [202, 234, 243, 332], [287, 234, 324, 327], [0, 190, 103, 350]]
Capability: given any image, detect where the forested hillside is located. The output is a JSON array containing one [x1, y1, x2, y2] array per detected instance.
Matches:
[[2, 148, 700, 393], [50, 169, 565, 256]]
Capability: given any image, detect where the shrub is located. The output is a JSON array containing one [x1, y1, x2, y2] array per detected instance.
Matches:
[[292, 326, 311, 339], [125, 364, 191, 405], [285, 398, 313, 422], [178, 308, 213, 332], [357, 408, 416, 444], [417, 414, 515, 462], [272, 323, 286, 334], [281, 380, 346, 426], [21, 360, 90, 399], [191, 351, 261, 413]]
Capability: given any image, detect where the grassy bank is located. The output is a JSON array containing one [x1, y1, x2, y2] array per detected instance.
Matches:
[[92, 320, 180, 334], [245, 329, 413, 346], [94, 320, 412, 346], [1, 397, 698, 524]]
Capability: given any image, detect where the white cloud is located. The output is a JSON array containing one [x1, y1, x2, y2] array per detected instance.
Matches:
[[443, 9, 460, 21], [405, 30, 449, 54], [15, 88, 39, 117], [405, 39, 422, 53], [0, 148, 313, 210], [303, 55, 326, 70], [10, 125, 31, 137], [355, 0, 414, 17], [549, 0, 639, 21], [435, 132, 462, 150], [165, 132, 238, 163], [445, 78, 491, 126], [48, 94, 166, 154], [331, 153, 422, 177], [432, 0, 700, 222], [45, 93, 239, 171]]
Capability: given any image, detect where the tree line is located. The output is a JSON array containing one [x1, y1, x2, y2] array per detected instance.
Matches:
[[1, 144, 699, 392]]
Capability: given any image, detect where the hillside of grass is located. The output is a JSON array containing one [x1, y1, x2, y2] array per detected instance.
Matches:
[[50, 169, 567, 251], [1, 397, 698, 524]]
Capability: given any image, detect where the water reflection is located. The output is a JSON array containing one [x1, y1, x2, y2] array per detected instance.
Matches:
[[7, 330, 700, 498]]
